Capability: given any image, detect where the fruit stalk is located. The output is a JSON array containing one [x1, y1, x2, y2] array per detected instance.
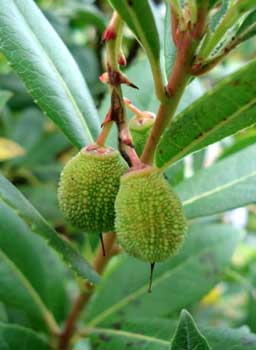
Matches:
[[97, 12, 141, 167], [125, 98, 156, 156]]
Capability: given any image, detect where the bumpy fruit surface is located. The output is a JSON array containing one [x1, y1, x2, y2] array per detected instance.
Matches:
[[58, 145, 128, 233], [115, 166, 187, 262], [129, 112, 155, 156]]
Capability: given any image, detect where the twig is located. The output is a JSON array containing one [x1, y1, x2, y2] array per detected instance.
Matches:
[[109, 86, 141, 167], [123, 97, 144, 116], [97, 12, 141, 167]]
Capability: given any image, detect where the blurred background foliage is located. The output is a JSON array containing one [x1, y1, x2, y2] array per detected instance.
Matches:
[[0, 0, 256, 335]]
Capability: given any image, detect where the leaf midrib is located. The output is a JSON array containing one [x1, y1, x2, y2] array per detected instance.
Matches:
[[9, 0, 94, 143], [86, 326, 170, 347], [182, 170, 256, 207], [160, 89, 256, 169], [0, 322, 50, 346], [87, 234, 231, 327]]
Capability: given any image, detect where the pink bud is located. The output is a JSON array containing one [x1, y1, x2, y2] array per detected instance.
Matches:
[[99, 72, 109, 84]]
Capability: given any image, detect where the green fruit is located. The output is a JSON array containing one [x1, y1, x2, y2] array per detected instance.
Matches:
[[129, 112, 155, 156], [115, 166, 187, 262], [58, 145, 128, 233]]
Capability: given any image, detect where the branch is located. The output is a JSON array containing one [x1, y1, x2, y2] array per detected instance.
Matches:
[[96, 12, 141, 167], [141, 2, 208, 165]]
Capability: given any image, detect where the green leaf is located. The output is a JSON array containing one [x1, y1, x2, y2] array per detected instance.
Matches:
[[192, 148, 206, 172], [209, 0, 230, 32], [156, 59, 256, 169], [0, 323, 49, 350], [85, 224, 242, 326], [71, 46, 103, 100], [19, 132, 69, 169], [209, 0, 222, 9], [204, 326, 256, 350], [19, 184, 62, 224], [0, 249, 59, 332], [165, 159, 185, 187], [0, 201, 68, 322], [176, 143, 256, 219], [0, 73, 32, 110], [108, 0, 160, 60], [64, 3, 107, 33], [164, 1, 176, 78], [237, 0, 256, 13], [237, 9, 256, 42], [0, 173, 100, 284], [84, 317, 256, 350], [33, 163, 62, 183], [0, 0, 100, 149], [219, 133, 256, 159], [0, 90, 12, 112], [170, 310, 211, 350], [0, 304, 7, 323], [108, 0, 161, 78], [87, 321, 171, 350], [108, 317, 174, 342], [10, 108, 45, 152]]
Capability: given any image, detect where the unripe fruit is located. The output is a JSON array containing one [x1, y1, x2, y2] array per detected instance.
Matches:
[[58, 145, 128, 233], [115, 166, 187, 263], [129, 112, 155, 156]]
